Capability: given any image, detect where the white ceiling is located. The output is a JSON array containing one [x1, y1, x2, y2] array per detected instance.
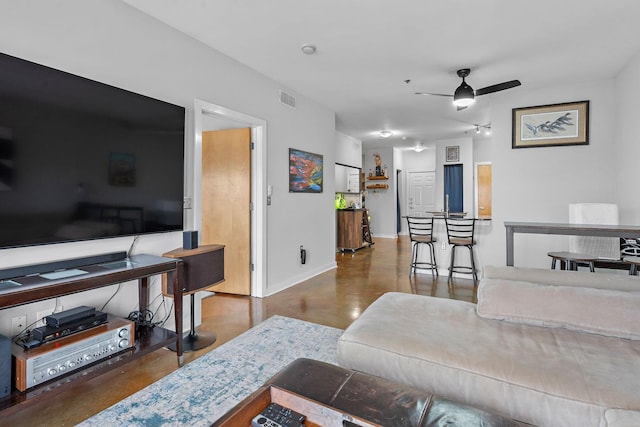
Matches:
[[123, 0, 640, 149]]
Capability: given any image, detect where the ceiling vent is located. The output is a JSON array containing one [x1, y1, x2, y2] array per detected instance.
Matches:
[[279, 90, 296, 108]]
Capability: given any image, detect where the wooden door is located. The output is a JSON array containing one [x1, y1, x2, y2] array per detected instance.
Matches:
[[477, 164, 492, 218], [408, 171, 436, 215], [201, 128, 251, 295]]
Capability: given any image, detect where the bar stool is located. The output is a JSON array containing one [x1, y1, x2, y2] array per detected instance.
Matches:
[[624, 256, 640, 275], [547, 251, 597, 272], [406, 216, 437, 277], [444, 217, 477, 282]]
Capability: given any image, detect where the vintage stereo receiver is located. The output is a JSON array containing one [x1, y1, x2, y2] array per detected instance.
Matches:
[[12, 317, 134, 391]]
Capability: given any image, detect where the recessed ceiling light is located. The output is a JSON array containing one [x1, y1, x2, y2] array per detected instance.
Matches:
[[301, 44, 317, 55], [379, 130, 393, 138]]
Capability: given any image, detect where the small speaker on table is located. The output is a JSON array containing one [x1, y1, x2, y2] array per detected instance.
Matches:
[[183, 230, 198, 250]]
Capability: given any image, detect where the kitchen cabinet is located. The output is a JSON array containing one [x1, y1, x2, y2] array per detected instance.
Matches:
[[337, 209, 372, 252]]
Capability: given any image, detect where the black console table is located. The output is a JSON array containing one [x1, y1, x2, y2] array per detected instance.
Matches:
[[0, 253, 184, 414]]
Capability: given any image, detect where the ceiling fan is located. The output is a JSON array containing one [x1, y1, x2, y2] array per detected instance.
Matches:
[[415, 68, 521, 110]]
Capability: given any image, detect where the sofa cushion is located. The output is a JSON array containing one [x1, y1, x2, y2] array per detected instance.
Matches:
[[338, 292, 640, 427], [477, 278, 640, 339], [483, 265, 640, 291]]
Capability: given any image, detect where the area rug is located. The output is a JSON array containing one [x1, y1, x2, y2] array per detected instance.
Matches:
[[78, 315, 342, 427]]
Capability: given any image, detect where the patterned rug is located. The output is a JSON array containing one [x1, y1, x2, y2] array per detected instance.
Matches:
[[78, 316, 342, 426]]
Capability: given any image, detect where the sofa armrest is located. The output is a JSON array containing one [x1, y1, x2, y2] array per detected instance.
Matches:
[[477, 278, 640, 339]]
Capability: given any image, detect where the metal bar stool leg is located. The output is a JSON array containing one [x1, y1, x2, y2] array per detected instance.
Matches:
[[429, 243, 438, 277], [448, 245, 456, 282], [469, 245, 478, 281]]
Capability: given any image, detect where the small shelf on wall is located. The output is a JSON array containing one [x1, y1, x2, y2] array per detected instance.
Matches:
[[367, 175, 388, 181], [366, 183, 389, 189]]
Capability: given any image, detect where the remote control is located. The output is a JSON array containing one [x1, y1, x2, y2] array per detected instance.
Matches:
[[251, 402, 306, 427]]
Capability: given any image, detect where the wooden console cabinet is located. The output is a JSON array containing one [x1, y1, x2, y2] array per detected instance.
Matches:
[[337, 209, 372, 252]]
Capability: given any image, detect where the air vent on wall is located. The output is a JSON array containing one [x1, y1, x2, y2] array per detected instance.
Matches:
[[279, 90, 296, 108]]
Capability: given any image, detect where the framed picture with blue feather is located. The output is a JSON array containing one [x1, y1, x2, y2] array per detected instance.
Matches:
[[512, 100, 589, 148], [289, 148, 323, 193]]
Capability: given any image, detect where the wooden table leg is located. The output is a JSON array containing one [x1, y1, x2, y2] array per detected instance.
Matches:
[[138, 277, 149, 314], [173, 260, 184, 366]]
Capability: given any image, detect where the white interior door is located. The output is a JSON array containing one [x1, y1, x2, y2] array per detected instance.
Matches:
[[408, 171, 436, 215]]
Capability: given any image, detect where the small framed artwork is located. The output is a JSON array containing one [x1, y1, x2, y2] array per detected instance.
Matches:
[[289, 148, 323, 193], [512, 100, 589, 148], [109, 152, 136, 186], [446, 146, 459, 162]]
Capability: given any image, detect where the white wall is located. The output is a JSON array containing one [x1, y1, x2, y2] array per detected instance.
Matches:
[[335, 131, 362, 168], [481, 79, 618, 270], [614, 49, 640, 224], [0, 0, 337, 335], [404, 81, 625, 276], [363, 147, 396, 237]]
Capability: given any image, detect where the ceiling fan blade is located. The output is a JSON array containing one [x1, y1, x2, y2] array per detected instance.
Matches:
[[475, 80, 521, 96], [415, 92, 452, 98]]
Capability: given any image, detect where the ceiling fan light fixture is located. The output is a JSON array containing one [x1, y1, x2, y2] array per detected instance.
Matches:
[[453, 82, 475, 107], [413, 142, 425, 152], [379, 130, 393, 138]]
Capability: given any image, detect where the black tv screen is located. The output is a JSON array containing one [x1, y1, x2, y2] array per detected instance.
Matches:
[[0, 52, 185, 249]]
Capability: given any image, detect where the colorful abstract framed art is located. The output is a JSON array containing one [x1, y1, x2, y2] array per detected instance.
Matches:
[[289, 148, 323, 193]]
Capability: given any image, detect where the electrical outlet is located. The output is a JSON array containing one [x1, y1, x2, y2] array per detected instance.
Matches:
[[11, 315, 27, 336], [440, 241, 447, 250], [36, 309, 55, 327], [183, 197, 193, 209]]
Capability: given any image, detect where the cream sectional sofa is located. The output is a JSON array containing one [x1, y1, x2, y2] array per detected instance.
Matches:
[[337, 266, 640, 427]]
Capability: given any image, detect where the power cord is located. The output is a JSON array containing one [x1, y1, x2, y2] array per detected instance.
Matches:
[[127, 309, 158, 336]]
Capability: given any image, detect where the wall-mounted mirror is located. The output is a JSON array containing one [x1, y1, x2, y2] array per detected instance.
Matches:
[[335, 163, 360, 193]]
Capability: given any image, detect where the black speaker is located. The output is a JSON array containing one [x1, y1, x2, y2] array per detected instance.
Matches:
[[183, 230, 199, 250], [0, 334, 10, 398]]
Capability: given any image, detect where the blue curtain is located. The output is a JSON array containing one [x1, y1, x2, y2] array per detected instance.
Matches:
[[444, 164, 463, 213]]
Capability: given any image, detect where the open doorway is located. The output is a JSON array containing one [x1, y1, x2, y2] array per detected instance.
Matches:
[[444, 164, 463, 213], [191, 99, 267, 297], [475, 162, 492, 218]]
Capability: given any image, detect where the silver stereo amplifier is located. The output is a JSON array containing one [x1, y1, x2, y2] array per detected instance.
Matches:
[[12, 317, 134, 391]]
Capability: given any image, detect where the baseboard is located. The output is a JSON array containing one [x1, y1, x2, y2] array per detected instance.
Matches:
[[265, 261, 337, 297]]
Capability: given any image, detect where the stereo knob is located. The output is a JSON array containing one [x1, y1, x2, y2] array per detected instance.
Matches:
[[68, 361, 76, 368], [85, 354, 93, 361], [58, 364, 67, 372], [118, 339, 129, 348], [118, 328, 129, 338], [48, 368, 57, 376]]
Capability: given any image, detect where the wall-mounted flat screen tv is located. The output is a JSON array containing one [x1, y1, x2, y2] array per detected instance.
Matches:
[[0, 52, 185, 249]]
